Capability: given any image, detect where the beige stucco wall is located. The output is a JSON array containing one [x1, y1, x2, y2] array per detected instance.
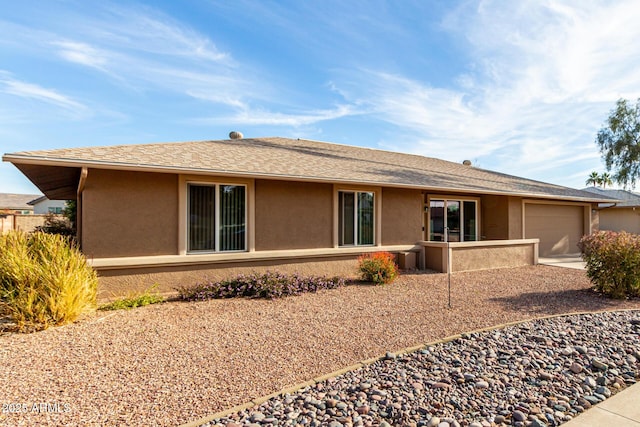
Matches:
[[452, 245, 534, 272], [96, 255, 361, 300], [599, 208, 640, 234], [508, 197, 523, 239], [481, 195, 508, 239], [480, 195, 522, 240], [590, 204, 599, 232], [381, 187, 423, 245], [421, 240, 538, 273], [254, 179, 333, 250], [424, 246, 444, 272], [82, 169, 179, 258]]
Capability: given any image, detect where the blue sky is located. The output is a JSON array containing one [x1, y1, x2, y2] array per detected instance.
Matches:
[[2, 0, 640, 195]]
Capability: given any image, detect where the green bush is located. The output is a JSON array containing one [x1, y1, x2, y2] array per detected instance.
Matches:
[[0, 231, 97, 331], [99, 285, 164, 311], [358, 251, 399, 285], [579, 231, 640, 299]]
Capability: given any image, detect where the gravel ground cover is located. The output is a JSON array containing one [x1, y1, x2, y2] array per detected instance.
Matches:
[[0, 265, 639, 427], [208, 311, 639, 427]]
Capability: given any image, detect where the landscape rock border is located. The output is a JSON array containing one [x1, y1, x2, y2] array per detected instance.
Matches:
[[181, 308, 639, 427]]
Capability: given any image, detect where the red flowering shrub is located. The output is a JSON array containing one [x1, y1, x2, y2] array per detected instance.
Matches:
[[579, 231, 640, 299], [358, 251, 399, 285]]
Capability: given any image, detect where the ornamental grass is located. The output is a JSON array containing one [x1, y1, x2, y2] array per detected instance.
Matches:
[[0, 231, 97, 332]]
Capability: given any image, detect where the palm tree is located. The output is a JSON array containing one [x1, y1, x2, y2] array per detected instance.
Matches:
[[600, 172, 613, 188], [586, 171, 601, 187]]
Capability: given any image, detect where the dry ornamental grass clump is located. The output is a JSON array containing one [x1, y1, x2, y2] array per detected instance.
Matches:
[[0, 231, 97, 332]]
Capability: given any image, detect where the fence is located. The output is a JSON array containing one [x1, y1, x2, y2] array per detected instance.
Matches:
[[0, 214, 49, 234]]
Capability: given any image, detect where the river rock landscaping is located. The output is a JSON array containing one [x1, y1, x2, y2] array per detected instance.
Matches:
[[205, 311, 639, 427]]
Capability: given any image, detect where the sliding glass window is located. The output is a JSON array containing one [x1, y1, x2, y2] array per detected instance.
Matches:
[[339, 191, 375, 246], [188, 183, 246, 252]]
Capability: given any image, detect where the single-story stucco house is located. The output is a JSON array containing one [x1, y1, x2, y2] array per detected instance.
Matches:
[[583, 187, 640, 234], [3, 136, 611, 297]]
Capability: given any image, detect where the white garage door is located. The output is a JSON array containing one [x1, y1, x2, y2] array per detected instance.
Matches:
[[525, 204, 584, 256]]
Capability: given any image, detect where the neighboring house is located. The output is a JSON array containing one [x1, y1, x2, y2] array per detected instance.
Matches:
[[2, 137, 611, 297], [27, 195, 67, 214], [0, 193, 40, 214], [0, 192, 45, 234], [582, 187, 640, 234]]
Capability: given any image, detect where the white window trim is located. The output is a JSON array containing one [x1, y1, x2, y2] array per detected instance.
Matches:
[[179, 175, 255, 255], [426, 195, 480, 242], [333, 185, 382, 248]]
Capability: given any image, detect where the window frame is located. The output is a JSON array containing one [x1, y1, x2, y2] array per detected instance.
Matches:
[[427, 196, 479, 242], [185, 181, 248, 254], [335, 186, 380, 247]]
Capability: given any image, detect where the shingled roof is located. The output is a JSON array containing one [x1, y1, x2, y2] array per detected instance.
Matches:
[[0, 193, 41, 211], [3, 137, 610, 202], [582, 187, 640, 207]]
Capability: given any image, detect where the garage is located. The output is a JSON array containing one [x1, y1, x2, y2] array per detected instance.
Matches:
[[524, 203, 585, 256]]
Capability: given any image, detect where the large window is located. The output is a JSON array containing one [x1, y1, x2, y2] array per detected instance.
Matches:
[[188, 183, 246, 252], [429, 198, 477, 242], [339, 191, 374, 246]]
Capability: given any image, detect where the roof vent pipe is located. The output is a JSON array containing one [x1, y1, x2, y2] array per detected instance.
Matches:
[[229, 131, 244, 140], [462, 160, 472, 166]]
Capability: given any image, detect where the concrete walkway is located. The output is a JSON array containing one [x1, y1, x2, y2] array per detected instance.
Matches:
[[538, 254, 586, 270], [562, 381, 640, 426], [539, 254, 640, 426]]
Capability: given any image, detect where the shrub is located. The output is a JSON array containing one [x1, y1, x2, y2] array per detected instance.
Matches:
[[0, 231, 97, 331], [33, 212, 75, 239], [358, 251, 399, 285], [177, 271, 346, 301], [99, 285, 164, 311], [579, 231, 640, 299]]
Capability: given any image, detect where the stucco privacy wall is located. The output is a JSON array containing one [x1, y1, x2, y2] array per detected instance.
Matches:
[[421, 240, 538, 273], [254, 180, 333, 250], [599, 208, 640, 234], [452, 244, 534, 272], [82, 169, 179, 258], [381, 187, 423, 245]]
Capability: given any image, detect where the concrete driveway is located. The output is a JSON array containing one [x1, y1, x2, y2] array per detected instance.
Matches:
[[538, 254, 585, 270]]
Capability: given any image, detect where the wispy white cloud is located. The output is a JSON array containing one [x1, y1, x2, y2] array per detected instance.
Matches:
[[0, 71, 87, 113], [329, 0, 640, 186], [95, 4, 231, 63], [51, 41, 109, 71], [33, 3, 248, 109], [192, 104, 357, 127]]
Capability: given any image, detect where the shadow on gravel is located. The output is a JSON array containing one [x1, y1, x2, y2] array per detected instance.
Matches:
[[489, 288, 636, 315]]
